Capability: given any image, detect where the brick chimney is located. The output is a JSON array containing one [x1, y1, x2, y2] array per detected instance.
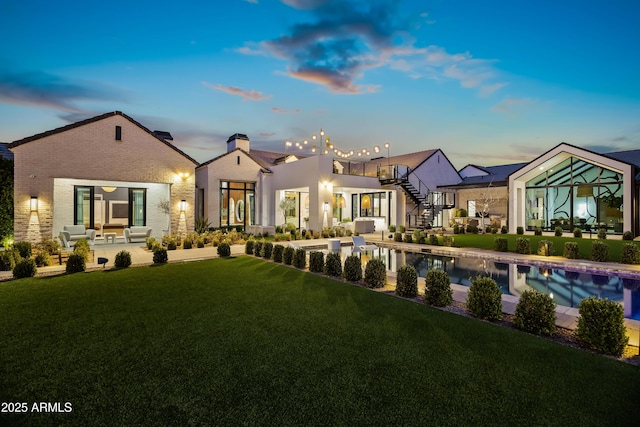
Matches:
[[227, 133, 250, 152]]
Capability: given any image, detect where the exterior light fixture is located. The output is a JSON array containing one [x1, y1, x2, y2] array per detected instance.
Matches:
[[30, 196, 38, 212], [323, 202, 329, 212], [180, 200, 187, 212], [101, 186, 117, 193]]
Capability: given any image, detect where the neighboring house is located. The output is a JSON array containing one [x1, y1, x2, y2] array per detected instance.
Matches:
[[9, 111, 197, 243], [196, 134, 460, 233], [442, 162, 527, 222], [508, 143, 640, 235]]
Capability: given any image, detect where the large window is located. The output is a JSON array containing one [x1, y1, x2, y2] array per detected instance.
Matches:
[[524, 157, 623, 232], [220, 181, 255, 229], [74, 186, 147, 232], [359, 192, 387, 217]]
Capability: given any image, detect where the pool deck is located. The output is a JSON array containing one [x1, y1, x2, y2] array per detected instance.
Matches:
[[1, 233, 639, 346]]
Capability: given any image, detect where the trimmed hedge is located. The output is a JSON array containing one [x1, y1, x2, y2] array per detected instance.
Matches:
[[513, 290, 556, 336], [217, 242, 231, 257], [395, 264, 418, 298], [114, 250, 132, 268], [309, 251, 325, 273], [153, 248, 168, 264], [563, 242, 579, 259], [13, 258, 37, 279], [516, 238, 530, 255], [573, 228, 582, 238], [429, 234, 439, 245], [253, 241, 263, 257], [272, 244, 284, 263], [283, 246, 294, 265], [575, 296, 628, 356], [245, 240, 255, 255], [363, 259, 387, 289], [597, 228, 607, 239], [467, 276, 502, 321], [554, 227, 563, 237], [34, 251, 51, 267], [292, 248, 306, 269], [324, 252, 342, 277], [262, 242, 274, 259], [13, 241, 32, 259], [424, 270, 452, 307], [66, 253, 86, 273], [621, 243, 640, 264], [494, 237, 507, 252], [343, 255, 362, 282], [591, 241, 609, 262]]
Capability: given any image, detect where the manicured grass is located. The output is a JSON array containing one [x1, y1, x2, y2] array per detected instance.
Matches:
[[1, 257, 639, 426], [444, 233, 640, 262]]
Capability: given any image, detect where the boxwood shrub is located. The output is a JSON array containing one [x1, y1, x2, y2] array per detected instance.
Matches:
[[623, 231, 634, 241], [537, 240, 553, 256], [597, 228, 607, 239], [513, 289, 556, 336], [13, 241, 32, 259], [34, 251, 51, 267], [0, 250, 21, 271], [114, 250, 132, 268], [153, 248, 168, 264], [393, 232, 403, 242], [466, 276, 502, 321], [534, 227, 542, 236], [66, 253, 86, 273], [424, 270, 452, 307], [591, 241, 609, 262], [13, 258, 37, 279], [272, 244, 284, 263], [292, 248, 306, 269], [429, 234, 439, 245], [501, 225, 508, 234], [262, 242, 274, 259], [494, 237, 507, 252], [363, 258, 387, 289], [621, 243, 640, 264], [516, 226, 524, 235], [245, 240, 255, 255], [403, 233, 413, 243], [324, 252, 342, 277], [563, 242, 579, 259], [253, 241, 263, 257], [395, 264, 418, 298], [343, 255, 362, 282], [554, 226, 563, 237], [309, 251, 325, 273], [573, 228, 582, 238], [217, 242, 231, 257], [575, 296, 628, 356], [515, 237, 530, 255], [283, 246, 294, 265], [73, 239, 91, 261]]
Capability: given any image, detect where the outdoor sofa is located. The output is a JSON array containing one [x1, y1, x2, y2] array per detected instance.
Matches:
[[124, 226, 152, 243], [59, 225, 96, 249]]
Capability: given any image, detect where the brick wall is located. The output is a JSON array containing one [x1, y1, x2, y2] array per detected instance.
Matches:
[[12, 114, 196, 242]]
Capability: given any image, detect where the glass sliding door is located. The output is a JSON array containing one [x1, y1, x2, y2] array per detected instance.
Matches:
[[129, 189, 146, 226], [74, 186, 94, 228]]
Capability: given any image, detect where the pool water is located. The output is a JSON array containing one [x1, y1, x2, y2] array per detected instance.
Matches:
[[332, 245, 640, 320]]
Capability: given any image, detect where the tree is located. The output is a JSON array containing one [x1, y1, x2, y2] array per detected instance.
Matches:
[[0, 157, 13, 245], [279, 196, 296, 226]]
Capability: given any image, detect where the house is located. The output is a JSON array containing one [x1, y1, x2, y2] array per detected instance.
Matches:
[[440, 162, 527, 224], [508, 143, 640, 235], [9, 111, 197, 243], [196, 134, 461, 233]]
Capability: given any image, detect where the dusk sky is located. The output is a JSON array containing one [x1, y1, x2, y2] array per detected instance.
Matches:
[[1, 0, 639, 168]]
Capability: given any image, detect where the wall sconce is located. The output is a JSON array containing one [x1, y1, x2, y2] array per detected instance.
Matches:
[[30, 196, 38, 212], [180, 200, 187, 212], [179, 172, 190, 180], [323, 202, 329, 212]]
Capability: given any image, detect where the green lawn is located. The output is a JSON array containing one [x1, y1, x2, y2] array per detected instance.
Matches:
[[444, 233, 640, 262], [1, 257, 639, 426]]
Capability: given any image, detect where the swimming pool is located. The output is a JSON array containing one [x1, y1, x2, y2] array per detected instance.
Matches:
[[332, 244, 640, 320]]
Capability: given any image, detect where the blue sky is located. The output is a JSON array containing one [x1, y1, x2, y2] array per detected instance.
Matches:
[[1, 0, 639, 168]]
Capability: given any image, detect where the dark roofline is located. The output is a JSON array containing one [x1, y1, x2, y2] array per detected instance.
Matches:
[[507, 142, 638, 179], [196, 147, 272, 173], [412, 149, 463, 182], [9, 111, 198, 165]]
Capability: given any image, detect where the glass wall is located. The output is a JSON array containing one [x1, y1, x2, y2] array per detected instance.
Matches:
[[525, 156, 624, 232], [220, 181, 255, 229]]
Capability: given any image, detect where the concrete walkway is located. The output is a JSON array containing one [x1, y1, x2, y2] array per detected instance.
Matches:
[[1, 233, 639, 346]]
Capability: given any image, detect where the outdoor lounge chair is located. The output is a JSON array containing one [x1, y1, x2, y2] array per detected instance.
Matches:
[[351, 236, 378, 253]]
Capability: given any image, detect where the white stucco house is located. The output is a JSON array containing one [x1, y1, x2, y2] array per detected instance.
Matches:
[[195, 133, 461, 234]]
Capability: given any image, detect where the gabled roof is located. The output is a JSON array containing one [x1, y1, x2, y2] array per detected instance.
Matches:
[[8, 111, 198, 165], [0, 143, 13, 161], [455, 163, 528, 187], [335, 149, 441, 175], [196, 148, 272, 173]]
